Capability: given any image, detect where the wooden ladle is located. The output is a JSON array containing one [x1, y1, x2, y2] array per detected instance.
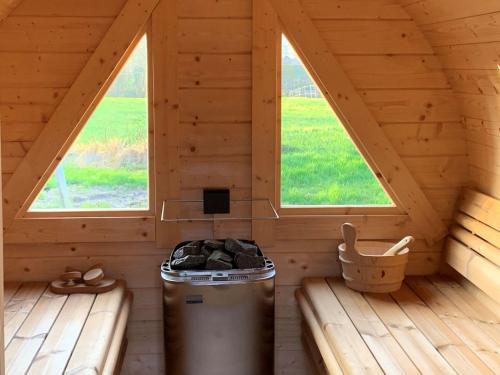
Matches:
[[383, 236, 414, 256], [341, 223, 359, 257]]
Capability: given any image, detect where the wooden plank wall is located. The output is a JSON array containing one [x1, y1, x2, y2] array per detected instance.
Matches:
[[401, 0, 500, 200], [0, 0, 467, 374]]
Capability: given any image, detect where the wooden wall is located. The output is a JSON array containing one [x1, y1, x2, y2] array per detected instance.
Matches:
[[0, 0, 468, 374], [402, 0, 500, 200]]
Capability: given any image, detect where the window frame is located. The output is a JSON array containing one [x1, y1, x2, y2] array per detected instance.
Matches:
[[276, 31, 400, 216], [22, 28, 155, 219]]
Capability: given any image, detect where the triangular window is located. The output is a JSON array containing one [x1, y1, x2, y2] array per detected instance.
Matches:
[[281, 35, 392, 206], [30, 35, 149, 211]]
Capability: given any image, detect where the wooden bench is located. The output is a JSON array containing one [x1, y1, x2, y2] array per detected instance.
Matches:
[[297, 189, 500, 374], [3, 280, 132, 375], [444, 189, 500, 303], [297, 276, 500, 374]]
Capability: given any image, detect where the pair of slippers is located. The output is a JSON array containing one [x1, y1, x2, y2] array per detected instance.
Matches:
[[50, 264, 117, 294]]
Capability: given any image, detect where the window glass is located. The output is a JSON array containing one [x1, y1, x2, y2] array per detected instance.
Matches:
[[281, 35, 392, 206], [30, 35, 149, 211]]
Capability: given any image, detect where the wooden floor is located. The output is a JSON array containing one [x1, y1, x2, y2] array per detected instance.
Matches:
[[3, 281, 132, 375], [298, 276, 500, 375]]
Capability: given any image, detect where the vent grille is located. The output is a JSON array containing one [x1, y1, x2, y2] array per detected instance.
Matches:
[[229, 275, 249, 281], [191, 276, 210, 282]]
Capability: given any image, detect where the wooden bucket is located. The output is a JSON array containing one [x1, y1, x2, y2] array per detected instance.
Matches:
[[338, 241, 409, 293]]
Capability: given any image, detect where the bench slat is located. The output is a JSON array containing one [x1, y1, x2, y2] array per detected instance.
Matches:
[[4, 282, 47, 347], [455, 213, 500, 249], [450, 225, 500, 266], [391, 283, 494, 375], [3, 282, 22, 306], [303, 278, 383, 374], [445, 238, 500, 304], [429, 276, 500, 346], [5, 289, 68, 375], [302, 322, 330, 375], [407, 277, 500, 373], [296, 288, 343, 375], [102, 291, 132, 375], [364, 291, 456, 374], [327, 278, 419, 375], [27, 293, 96, 375], [455, 277, 500, 320], [65, 281, 126, 375], [304, 279, 383, 374], [459, 189, 500, 232]]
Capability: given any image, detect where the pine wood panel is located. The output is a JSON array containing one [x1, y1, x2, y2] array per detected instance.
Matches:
[[4, 217, 155, 243], [11, 0, 126, 17], [467, 130, 500, 150], [362, 89, 461, 123], [469, 143, 500, 177], [0, 17, 113, 53], [179, 88, 251, 122], [447, 69, 500, 97], [0, 53, 89, 88], [177, 0, 252, 18], [422, 12, 500, 46], [0, 0, 22, 22], [403, 155, 468, 188], [0, 104, 55, 123], [316, 19, 434, 54], [338, 55, 451, 89], [178, 54, 251, 89], [405, 0, 500, 25], [303, 0, 410, 20], [180, 122, 251, 157], [465, 117, 500, 137], [178, 19, 252, 53], [457, 94, 500, 122], [383, 122, 466, 156], [469, 166, 500, 201], [252, 0, 278, 246], [435, 43, 500, 70], [152, 0, 180, 247], [180, 155, 251, 189], [1, 122, 44, 142]]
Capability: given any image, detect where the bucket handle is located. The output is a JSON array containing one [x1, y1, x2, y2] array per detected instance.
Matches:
[[341, 223, 358, 257]]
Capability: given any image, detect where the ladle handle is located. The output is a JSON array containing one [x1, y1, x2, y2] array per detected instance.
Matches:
[[383, 236, 414, 256], [341, 223, 358, 256]]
